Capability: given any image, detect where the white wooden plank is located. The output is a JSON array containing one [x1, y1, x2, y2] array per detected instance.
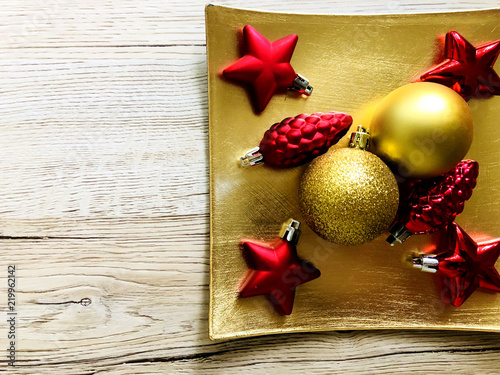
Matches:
[[0, 51, 208, 219]]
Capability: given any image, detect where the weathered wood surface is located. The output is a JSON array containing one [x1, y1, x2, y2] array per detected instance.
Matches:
[[1, 1, 500, 374]]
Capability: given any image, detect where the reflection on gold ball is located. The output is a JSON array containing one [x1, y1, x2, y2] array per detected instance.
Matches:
[[370, 82, 473, 179], [299, 148, 399, 246]]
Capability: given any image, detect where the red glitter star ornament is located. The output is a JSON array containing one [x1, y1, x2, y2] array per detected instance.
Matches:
[[222, 25, 312, 112], [413, 223, 500, 307], [239, 219, 320, 315], [419, 31, 500, 101]]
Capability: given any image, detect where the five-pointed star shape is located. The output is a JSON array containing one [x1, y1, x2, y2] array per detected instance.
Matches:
[[435, 223, 500, 307], [222, 25, 298, 112], [420, 31, 500, 101], [239, 238, 320, 315]]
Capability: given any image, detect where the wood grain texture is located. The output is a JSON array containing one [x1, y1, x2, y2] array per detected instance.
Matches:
[[1, 0, 500, 374]]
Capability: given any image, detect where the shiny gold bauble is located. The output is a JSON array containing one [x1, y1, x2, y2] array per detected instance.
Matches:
[[370, 82, 473, 179], [299, 148, 399, 246]]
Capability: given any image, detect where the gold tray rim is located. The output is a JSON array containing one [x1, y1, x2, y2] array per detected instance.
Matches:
[[207, 4, 500, 341]]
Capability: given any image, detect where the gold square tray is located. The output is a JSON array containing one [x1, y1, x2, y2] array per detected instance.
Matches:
[[207, 5, 500, 340]]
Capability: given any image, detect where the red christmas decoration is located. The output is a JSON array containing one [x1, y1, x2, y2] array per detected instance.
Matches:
[[239, 219, 320, 315], [241, 111, 353, 168], [222, 25, 312, 112], [387, 159, 479, 245], [419, 31, 500, 101], [413, 223, 500, 307]]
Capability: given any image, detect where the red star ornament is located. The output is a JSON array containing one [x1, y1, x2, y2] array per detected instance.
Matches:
[[239, 236, 320, 315], [419, 31, 500, 101], [222, 25, 311, 112], [433, 223, 500, 307]]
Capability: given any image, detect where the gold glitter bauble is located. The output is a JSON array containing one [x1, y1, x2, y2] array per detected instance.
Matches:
[[370, 82, 473, 179], [299, 148, 399, 246]]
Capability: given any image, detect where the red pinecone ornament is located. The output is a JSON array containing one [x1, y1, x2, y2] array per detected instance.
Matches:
[[387, 159, 479, 245], [241, 111, 353, 168]]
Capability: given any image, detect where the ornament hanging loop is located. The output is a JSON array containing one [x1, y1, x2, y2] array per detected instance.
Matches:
[[240, 147, 264, 167], [279, 218, 301, 244], [291, 74, 313, 96], [412, 254, 439, 273], [349, 125, 370, 150]]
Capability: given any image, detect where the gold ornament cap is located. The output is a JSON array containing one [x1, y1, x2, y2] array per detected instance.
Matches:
[[349, 125, 370, 150], [386, 222, 413, 245]]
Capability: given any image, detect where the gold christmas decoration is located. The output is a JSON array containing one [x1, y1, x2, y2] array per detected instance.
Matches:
[[370, 82, 474, 179], [299, 126, 399, 246]]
